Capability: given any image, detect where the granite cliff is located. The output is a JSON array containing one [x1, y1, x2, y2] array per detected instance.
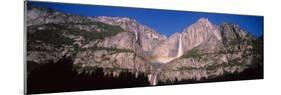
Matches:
[[26, 6, 263, 86]]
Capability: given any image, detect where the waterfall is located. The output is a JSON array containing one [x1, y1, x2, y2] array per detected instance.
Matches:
[[152, 75, 157, 85], [176, 35, 183, 58], [151, 35, 184, 64], [134, 31, 138, 40], [148, 73, 158, 85], [148, 35, 183, 86]]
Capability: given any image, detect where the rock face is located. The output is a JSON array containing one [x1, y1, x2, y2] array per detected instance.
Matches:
[[157, 20, 257, 83], [93, 16, 167, 53], [151, 18, 224, 63], [26, 7, 160, 76], [26, 6, 262, 86], [26, 7, 95, 26], [181, 18, 224, 53]]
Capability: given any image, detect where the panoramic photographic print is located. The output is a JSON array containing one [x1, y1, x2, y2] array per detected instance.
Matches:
[[25, 1, 264, 94]]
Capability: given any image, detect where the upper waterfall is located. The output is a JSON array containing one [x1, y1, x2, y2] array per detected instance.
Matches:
[[176, 35, 183, 58], [150, 34, 184, 64]]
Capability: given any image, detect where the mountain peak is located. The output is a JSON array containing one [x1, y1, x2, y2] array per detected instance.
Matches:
[[197, 17, 210, 23], [196, 18, 213, 27]]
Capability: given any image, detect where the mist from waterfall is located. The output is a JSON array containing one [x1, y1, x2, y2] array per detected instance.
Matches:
[[148, 35, 184, 86]]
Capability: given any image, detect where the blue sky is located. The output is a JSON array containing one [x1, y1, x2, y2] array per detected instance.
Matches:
[[28, 1, 263, 37]]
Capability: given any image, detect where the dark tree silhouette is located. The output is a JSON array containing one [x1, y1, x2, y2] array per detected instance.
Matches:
[[27, 56, 150, 94]]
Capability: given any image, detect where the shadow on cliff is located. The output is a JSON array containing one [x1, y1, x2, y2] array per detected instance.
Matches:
[[27, 56, 150, 94]]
